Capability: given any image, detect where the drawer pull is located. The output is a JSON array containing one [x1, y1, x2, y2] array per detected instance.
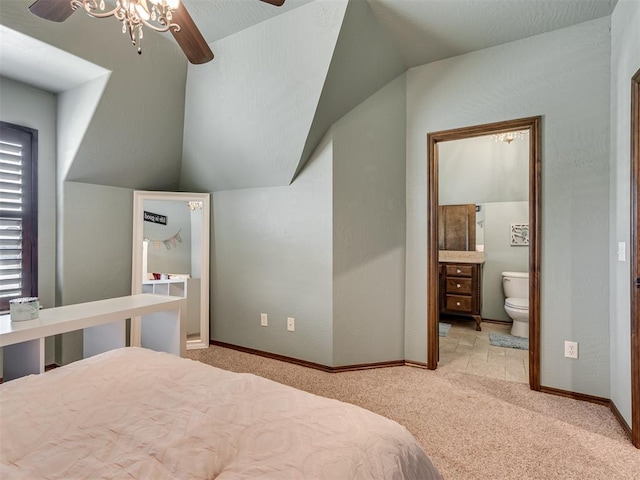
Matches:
[[456, 283, 461, 288], [456, 302, 461, 306], [456, 269, 461, 273]]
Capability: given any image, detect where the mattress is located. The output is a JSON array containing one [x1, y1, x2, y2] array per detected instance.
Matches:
[[0, 347, 442, 479]]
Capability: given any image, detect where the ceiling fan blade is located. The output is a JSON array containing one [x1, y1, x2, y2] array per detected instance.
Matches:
[[170, 3, 214, 64], [29, 0, 76, 22], [259, 0, 285, 6]]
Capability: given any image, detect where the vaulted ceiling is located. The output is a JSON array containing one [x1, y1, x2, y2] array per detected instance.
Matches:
[[0, 0, 618, 192]]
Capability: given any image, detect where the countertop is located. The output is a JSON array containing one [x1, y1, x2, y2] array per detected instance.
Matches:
[[439, 250, 485, 264]]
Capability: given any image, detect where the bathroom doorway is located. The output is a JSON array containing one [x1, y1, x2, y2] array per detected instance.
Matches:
[[426, 117, 541, 391]]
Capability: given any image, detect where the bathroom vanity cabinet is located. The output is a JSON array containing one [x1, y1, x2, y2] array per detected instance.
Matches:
[[439, 261, 483, 331]]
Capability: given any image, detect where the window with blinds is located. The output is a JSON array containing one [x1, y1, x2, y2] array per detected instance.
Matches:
[[0, 122, 38, 311]]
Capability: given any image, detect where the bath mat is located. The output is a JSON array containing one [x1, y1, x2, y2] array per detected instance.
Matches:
[[439, 323, 451, 337], [489, 332, 528, 350]]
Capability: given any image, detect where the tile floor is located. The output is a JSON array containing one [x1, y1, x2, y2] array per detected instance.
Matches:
[[438, 318, 529, 384]]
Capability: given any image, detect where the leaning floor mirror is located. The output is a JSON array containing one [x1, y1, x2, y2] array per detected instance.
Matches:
[[131, 191, 210, 350]]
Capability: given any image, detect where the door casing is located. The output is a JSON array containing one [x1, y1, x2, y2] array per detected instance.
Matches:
[[426, 116, 542, 391]]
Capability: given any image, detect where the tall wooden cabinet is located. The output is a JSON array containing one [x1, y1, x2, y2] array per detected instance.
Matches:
[[439, 261, 483, 331], [438, 204, 476, 251]]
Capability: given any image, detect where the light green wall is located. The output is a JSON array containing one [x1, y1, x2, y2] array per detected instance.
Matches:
[[406, 18, 612, 397], [482, 202, 529, 322], [332, 74, 406, 366], [438, 135, 529, 205], [209, 73, 408, 368], [609, 0, 640, 427], [56, 181, 134, 365], [210, 135, 334, 366]]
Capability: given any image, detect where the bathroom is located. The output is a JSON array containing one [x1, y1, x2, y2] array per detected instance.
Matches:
[[437, 129, 530, 383]]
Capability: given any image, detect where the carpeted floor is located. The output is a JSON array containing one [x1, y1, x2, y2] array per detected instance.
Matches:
[[187, 346, 640, 480]]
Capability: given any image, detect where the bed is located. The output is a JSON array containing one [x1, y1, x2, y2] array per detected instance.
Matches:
[[0, 347, 442, 479]]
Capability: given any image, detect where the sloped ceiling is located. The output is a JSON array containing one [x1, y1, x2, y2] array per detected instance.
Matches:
[[180, 0, 349, 192], [180, 0, 406, 192], [0, 25, 111, 185], [0, 0, 618, 193], [367, 0, 618, 68], [0, 0, 187, 191], [293, 0, 405, 181]]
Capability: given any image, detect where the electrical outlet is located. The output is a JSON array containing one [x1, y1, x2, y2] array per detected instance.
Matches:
[[564, 341, 578, 359], [287, 317, 295, 332], [260, 313, 268, 327]]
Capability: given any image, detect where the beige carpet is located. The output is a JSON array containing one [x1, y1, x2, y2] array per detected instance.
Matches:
[[187, 346, 640, 480]]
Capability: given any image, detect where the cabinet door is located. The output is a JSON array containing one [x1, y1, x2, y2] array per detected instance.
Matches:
[[438, 204, 476, 251]]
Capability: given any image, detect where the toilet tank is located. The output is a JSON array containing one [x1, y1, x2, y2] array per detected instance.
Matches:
[[502, 272, 529, 298]]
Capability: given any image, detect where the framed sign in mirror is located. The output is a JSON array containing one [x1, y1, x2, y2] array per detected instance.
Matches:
[[131, 191, 210, 350]]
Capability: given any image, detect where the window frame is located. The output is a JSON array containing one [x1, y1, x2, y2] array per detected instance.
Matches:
[[0, 121, 38, 311]]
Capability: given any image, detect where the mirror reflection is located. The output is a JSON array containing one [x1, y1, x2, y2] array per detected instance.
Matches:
[[132, 191, 210, 350]]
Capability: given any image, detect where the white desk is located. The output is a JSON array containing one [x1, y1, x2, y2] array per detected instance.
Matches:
[[0, 294, 186, 381]]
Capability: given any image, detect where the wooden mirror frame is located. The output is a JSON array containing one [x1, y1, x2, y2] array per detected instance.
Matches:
[[130, 190, 210, 350], [426, 116, 542, 390]]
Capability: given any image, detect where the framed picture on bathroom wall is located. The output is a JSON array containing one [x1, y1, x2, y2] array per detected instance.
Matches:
[[510, 223, 529, 246]]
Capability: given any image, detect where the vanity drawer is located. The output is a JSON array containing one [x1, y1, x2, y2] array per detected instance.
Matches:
[[445, 264, 473, 277], [446, 277, 472, 295], [445, 294, 472, 313]]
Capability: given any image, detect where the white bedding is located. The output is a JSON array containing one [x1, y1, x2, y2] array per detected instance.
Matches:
[[0, 347, 442, 479]]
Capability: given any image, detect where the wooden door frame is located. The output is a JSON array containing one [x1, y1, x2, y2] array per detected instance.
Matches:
[[630, 69, 640, 448], [426, 116, 542, 391]]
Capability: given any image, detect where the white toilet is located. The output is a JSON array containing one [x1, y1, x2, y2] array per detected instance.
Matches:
[[501, 272, 529, 338]]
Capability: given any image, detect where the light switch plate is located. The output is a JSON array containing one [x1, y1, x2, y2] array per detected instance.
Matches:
[[618, 242, 626, 262]]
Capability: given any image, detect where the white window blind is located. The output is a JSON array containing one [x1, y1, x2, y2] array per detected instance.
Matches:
[[0, 122, 37, 310]]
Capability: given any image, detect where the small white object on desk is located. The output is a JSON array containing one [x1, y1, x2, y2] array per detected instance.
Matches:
[[9, 297, 40, 322]]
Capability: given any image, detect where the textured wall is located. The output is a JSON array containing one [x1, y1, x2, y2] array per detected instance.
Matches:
[[482, 202, 530, 322], [210, 135, 333, 366], [406, 18, 612, 397], [56, 182, 134, 365], [332, 74, 406, 366], [609, 0, 640, 426], [438, 135, 529, 205]]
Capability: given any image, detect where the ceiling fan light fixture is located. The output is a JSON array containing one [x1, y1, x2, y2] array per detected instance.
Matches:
[[70, 0, 181, 54], [29, 0, 283, 64], [491, 130, 528, 144], [149, 0, 180, 9]]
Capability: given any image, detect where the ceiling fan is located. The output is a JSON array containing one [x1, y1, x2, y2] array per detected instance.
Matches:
[[28, 0, 285, 65]]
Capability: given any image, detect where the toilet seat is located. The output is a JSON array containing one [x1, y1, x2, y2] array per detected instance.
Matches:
[[505, 297, 528, 310]]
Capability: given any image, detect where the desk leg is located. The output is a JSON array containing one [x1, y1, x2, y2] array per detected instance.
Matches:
[[141, 301, 185, 357], [84, 320, 126, 358], [3, 338, 44, 381]]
